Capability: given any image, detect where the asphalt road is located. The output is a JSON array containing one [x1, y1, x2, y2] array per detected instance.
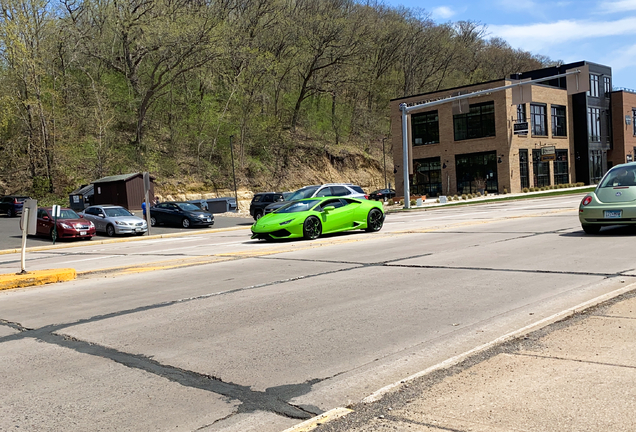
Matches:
[[2, 194, 633, 432], [0, 212, 254, 249]]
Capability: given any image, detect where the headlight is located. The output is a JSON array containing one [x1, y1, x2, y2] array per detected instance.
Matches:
[[198, 214, 206, 218], [115, 220, 128, 226], [89, 221, 95, 228], [59, 222, 72, 229], [279, 219, 294, 226]]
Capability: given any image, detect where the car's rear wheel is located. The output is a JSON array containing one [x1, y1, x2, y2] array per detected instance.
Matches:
[[150, 216, 157, 227], [582, 224, 601, 234], [365, 208, 384, 232], [254, 210, 263, 220], [303, 216, 322, 240], [7, 208, 13, 218], [106, 224, 115, 237], [182, 218, 191, 228]]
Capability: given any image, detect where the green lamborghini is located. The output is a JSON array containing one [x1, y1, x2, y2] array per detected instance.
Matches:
[[251, 196, 385, 241]]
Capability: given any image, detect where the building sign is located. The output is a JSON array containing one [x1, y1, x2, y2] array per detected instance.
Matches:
[[540, 145, 556, 162], [514, 122, 529, 135]]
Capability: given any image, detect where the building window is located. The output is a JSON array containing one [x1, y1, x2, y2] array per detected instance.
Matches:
[[551, 105, 567, 137], [453, 101, 495, 141], [588, 74, 599, 97], [455, 151, 498, 194], [532, 149, 550, 187], [604, 76, 611, 97], [588, 107, 601, 142], [411, 111, 439, 146], [519, 149, 529, 189], [517, 104, 526, 122], [531, 104, 547, 136], [412, 157, 442, 197], [554, 150, 569, 185], [590, 150, 603, 183]]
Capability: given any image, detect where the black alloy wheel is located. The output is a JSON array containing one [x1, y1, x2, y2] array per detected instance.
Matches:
[[7, 208, 13, 218], [150, 216, 157, 227], [106, 224, 115, 237], [303, 216, 322, 240], [182, 218, 191, 228], [582, 224, 601, 234], [365, 208, 384, 232], [254, 210, 263, 220]]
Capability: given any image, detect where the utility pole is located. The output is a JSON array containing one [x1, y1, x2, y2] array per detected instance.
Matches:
[[230, 135, 238, 211], [382, 137, 388, 190]]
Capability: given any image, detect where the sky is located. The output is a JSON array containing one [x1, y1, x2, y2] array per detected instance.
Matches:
[[380, 0, 636, 91]]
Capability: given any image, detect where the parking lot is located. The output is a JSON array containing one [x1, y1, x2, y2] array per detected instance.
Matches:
[[0, 212, 254, 251]]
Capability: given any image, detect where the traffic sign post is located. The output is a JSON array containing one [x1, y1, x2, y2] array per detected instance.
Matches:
[[51, 204, 61, 245], [143, 172, 151, 235], [18, 199, 38, 274]]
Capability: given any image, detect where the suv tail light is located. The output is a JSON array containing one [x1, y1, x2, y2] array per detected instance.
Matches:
[[364, 194, 369, 199], [13, 198, 19, 204]]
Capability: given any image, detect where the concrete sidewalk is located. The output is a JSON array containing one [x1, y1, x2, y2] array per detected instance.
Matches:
[[311, 288, 636, 432]]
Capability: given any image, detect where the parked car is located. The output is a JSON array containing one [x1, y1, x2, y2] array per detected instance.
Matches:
[[579, 162, 636, 234], [263, 184, 368, 216], [251, 196, 384, 241], [250, 192, 285, 220], [35, 207, 96, 240], [0, 195, 30, 217], [368, 188, 396, 201], [79, 205, 148, 237], [150, 201, 214, 228]]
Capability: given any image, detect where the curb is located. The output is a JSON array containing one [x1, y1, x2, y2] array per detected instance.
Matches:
[[0, 268, 77, 290], [0, 225, 251, 256], [281, 408, 353, 432]]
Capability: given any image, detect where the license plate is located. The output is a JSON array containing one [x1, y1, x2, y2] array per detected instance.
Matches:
[[135, 227, 141, 232], [80, 231, 87, 236], [604, 210, 622, 219]]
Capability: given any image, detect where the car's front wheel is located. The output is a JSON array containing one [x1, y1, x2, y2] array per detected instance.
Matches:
[[106, 224, 115, 237], [150, 216, 157, 227], [303, 216, 322, 240], [182, 218, 191, 228], [254, 210, 263, 220], [365, 208, 384, 232], [7, 208, 13, 218], [582, 224, 601, 234]]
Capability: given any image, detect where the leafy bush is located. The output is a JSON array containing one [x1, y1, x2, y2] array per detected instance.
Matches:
[[410, 199, 416, 206], [576, 182, 584, 187], [461, 194, 467, 200], [484, 190, 488, 196], [503, 188, 508, 194], [453, 195, 459, 201], [522, 187, 529, 193]]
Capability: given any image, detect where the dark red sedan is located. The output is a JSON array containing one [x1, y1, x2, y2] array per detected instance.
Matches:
[[35, 207, 96, 240]]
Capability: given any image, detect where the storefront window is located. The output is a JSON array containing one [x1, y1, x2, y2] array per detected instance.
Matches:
[[411, 157, 442, 197], [554, 150, 568, 185], [532, 149, 550, 187]]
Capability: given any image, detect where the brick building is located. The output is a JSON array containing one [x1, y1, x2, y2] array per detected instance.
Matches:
[[390, 61, 617, 197], [608, 89, 636, 167]]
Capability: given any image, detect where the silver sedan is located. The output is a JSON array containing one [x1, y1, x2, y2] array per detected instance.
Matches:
[[79, 205, 148, 236]]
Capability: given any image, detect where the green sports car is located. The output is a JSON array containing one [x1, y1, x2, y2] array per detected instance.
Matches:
[[579, 162, 636, 234], [251, 196, 385, 241]]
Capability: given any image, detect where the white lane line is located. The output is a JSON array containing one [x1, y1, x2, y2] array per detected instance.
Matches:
[[62, 255, 120, 264]]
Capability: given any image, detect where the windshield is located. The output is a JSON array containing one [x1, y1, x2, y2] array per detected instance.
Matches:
[[275, 200, 321, 214], [104, 207, 133, 217], [59, 210, 79, 219], [599, 166, 636, 188], [177, 203, 202, 212], [287, 186, 319, 201]]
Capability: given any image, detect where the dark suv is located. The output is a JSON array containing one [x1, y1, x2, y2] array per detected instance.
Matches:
[[250, 192, 285, 220], [0, 195, 30, 217]]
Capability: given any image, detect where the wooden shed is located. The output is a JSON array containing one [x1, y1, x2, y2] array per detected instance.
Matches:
[[92, 173, 155, 211]]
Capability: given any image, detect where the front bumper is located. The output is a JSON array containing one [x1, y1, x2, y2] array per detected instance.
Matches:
[[114, 225, 148, 235], [57, 227, 96, 238]]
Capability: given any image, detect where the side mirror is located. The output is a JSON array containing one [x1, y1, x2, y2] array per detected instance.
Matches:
[[79, 214, 84, 218], [322, 205, 335, 212], [98, 213, 105, 218], [131, 211, 135, 216], [42, 215, 49, 220]]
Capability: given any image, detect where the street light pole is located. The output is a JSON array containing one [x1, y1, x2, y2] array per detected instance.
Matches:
[[229, 135, 238, 211], [382, 137, 388, 190]]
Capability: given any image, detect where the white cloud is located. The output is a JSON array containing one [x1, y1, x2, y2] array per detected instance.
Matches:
[[489, 17, 636, 52], [605, 43, 636, 71], [432, 6, 456, 19], [599, 0, 636, 13]]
